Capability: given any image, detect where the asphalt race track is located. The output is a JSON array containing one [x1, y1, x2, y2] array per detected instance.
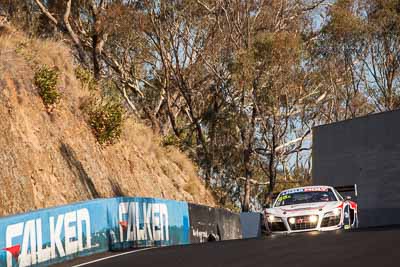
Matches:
[[57, 227, 400, 267]]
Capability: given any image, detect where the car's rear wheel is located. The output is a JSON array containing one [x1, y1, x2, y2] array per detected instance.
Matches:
[[352, 211, 359, 228]]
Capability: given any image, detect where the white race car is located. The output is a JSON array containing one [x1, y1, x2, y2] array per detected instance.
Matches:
[[264, 185, 358, 234]]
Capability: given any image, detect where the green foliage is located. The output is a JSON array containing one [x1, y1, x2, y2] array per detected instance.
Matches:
[[162, 129, 195, 151], [162, 134, 180, 147], [75, 67, 97, 91], [100, 79, 121, 99], [322, 0, 366, 42], [15, 41, 35, 63], [34, 65, 60, 108], [252, 33, 274, 62], [88, 98, 125, 145]]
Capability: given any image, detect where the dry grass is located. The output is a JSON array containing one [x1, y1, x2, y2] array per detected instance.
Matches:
[[117, 120, 216, 205], [0, 27, 216, 216], [0, 27, 80, 98]]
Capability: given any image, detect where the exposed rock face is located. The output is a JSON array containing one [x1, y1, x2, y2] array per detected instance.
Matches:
[[0, 30, 215, 216]]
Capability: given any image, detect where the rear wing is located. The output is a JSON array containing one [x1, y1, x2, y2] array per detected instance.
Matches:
[[334, 184, 358, 200]]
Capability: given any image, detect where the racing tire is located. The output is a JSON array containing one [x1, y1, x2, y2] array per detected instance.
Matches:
[[343, 205, 352, 230]]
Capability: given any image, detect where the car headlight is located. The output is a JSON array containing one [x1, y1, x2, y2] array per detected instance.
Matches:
[[266, 215, 283, 222], [323, 208, 342, 218], [309, 215, 318, 223]]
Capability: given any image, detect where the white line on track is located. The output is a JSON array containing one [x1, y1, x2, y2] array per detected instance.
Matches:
[[71, 247, 155, 267]]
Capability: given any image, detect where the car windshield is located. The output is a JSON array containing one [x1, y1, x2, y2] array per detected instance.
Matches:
[[274, 188, 337, 207]]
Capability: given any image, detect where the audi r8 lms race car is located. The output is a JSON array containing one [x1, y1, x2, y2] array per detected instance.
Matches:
[[264, 185, 358, 234]]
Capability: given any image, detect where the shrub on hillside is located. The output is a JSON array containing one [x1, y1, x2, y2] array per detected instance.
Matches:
[[34, 65, 60, 109], [75, 67, 97, 91], [88, 98, 125, 145]]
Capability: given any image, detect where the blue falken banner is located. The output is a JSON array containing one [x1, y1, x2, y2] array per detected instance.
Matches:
[[0, 197, 190, 267]]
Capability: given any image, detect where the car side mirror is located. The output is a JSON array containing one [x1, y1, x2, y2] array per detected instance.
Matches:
[[346, 196, 352, 200]]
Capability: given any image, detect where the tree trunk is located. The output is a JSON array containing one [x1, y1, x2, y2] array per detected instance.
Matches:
[[242, 178, 251, 212], [92, 34, 101, 79], [242, 148, 252, 212]]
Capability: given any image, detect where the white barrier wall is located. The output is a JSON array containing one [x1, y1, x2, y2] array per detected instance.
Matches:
[[0, 197, 190, 267]]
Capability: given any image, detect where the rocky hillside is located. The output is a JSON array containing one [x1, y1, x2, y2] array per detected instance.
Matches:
[[0, 26, 215, 216]]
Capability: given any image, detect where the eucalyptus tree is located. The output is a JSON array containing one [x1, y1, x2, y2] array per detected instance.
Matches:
[[319, 0, 400, 116]]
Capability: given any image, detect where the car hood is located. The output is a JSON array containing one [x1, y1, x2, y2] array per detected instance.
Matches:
[[265, 201, 342, 217]]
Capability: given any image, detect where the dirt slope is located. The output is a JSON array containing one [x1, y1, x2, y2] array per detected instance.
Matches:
[[0, 27, 215, 216]]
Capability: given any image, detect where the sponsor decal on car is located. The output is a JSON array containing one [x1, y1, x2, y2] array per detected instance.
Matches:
[[277, 195, 291, 202], [304, 187, 329, 192], [281, 188, 305, 195], [281, 187, 329, 195]]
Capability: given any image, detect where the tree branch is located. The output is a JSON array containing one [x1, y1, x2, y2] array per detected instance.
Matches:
[[34, 0, 59, 26]]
